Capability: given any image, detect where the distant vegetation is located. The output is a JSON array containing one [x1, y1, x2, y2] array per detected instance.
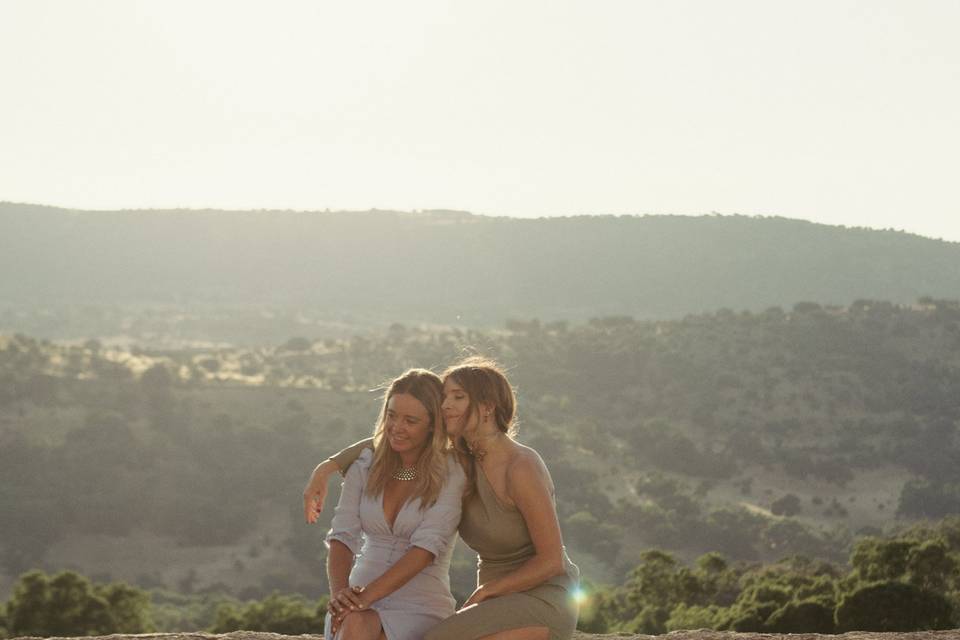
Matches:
[[5, 203, 959, 634], [4, 202, 960, 342], [2, 517, 957, 637], [581, 517, 960, 634], [0, 569, 330, 637], [3, 299, 960, 607]]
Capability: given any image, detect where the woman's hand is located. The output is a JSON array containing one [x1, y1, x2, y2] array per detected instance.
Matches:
[[328, 585, 367, 617], [328, 585, 368, 634], [461, 584, 494, 609], [303, 459, 339, 523]]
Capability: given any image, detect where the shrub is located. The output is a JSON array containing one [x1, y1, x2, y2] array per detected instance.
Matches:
[[835, 581, 954, 631]]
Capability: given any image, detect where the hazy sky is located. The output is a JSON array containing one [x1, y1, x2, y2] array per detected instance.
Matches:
[[2, 0, 959, 240]]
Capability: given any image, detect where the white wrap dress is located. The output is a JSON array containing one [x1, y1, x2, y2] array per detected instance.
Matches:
[[325, 448, 466, 640]]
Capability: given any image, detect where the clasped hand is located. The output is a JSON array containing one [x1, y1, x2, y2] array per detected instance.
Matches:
[[328, 585, 368, 633], [460, 584, 493, 609]]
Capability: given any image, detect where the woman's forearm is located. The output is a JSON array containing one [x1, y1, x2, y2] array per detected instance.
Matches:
[[327, 540, 355, 593], [312, 457, 341, 480], [483, 552, 565, 598], [361, 547, 435, 604], [308, 458, 340, 487], [303, 458, 342, 522], [303, 439, 374, 522]]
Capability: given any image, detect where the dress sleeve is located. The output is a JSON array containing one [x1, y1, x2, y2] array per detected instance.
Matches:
[[409, 455, 466, 558], [330, 438, 375, 476], [325, 448, 373, 554]]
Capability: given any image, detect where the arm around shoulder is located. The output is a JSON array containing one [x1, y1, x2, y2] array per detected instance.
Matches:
[[303, 437, 375, 523], [330, 437, 376, 475]]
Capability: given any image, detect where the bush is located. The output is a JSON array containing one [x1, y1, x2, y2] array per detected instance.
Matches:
[[766, 599, 835, 633], [770, 493, 802, 517], [4, 570, 153, 637], [666, 603, 724, 630], [210, 592, 327, 634], [835, 581, 954, 631], [898, 480, 960, 519]]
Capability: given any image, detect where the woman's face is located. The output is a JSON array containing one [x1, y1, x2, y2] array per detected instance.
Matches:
[[441, 377, 472, 438], [385, 392, 432, 456]]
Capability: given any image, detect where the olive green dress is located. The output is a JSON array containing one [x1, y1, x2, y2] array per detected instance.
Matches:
[[330, 439, 580, 640]]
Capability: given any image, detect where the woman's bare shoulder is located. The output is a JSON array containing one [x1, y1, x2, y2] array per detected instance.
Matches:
[[505, 443, 554, 489]]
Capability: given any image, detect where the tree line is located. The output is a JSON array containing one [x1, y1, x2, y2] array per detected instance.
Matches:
[[2, 518, 957, 637], [581, 516, 960, 634]]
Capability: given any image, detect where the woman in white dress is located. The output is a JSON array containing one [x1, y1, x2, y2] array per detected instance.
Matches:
[[325, 368, 466, 640]]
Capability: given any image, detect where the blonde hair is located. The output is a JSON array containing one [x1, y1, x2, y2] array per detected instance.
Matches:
[[442, 356, 517, 499], [366, 368, 449, 509]]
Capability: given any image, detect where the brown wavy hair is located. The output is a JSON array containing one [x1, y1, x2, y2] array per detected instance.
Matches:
[[366, 368, 450, 509]]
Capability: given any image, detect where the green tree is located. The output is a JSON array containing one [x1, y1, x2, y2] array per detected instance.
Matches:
[[210, 592, 326, 634], [594, 550, 683, 634], [849, 538, 913, 583], [666, 604, 723, 631], [906, 539, 957, 592], [97, 582, 153, 633], [766, 599, 835, 633], [770, 493, 802, 517], [835, 581, 954, 631], [5, 570, 153, 637]]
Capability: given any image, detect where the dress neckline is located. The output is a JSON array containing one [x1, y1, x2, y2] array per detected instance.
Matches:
[[380, 486, 418, 532], [476, 464, 518, 512]]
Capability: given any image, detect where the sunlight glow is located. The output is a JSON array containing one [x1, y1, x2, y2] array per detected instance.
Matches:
[[572, 587, 588, 605]]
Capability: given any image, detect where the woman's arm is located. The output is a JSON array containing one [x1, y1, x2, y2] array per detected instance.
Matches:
[[355, 547, 437, 605], [326, 539, 355, 594], [303, 438, 375, 523], [303, 458, 339, 524], [326, 539, 360, 635], [324, 449, 371, 627], [462, 453, 566, 607]]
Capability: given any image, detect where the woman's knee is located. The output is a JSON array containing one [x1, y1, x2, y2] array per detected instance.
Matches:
[[338, 611, 380, 639]]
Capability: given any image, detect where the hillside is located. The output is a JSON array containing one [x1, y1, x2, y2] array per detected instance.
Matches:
[[3, 202, 960, 343], [3, 301, 960, 602]]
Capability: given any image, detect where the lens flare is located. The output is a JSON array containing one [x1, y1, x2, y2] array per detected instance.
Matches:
[[572, 586, 587, 604]]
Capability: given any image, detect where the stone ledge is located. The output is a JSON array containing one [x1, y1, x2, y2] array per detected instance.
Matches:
[[9, 631, 960, 640]]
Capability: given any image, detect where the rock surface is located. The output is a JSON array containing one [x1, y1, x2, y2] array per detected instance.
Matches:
[[10, 631, 960, 640]]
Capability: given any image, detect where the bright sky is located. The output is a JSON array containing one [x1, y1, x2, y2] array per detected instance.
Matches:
[[2, 0, 959, 240]]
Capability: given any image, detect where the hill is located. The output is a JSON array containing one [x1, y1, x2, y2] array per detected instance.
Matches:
[[3, 301, 960, 601], [3, 202, 960, 343]]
